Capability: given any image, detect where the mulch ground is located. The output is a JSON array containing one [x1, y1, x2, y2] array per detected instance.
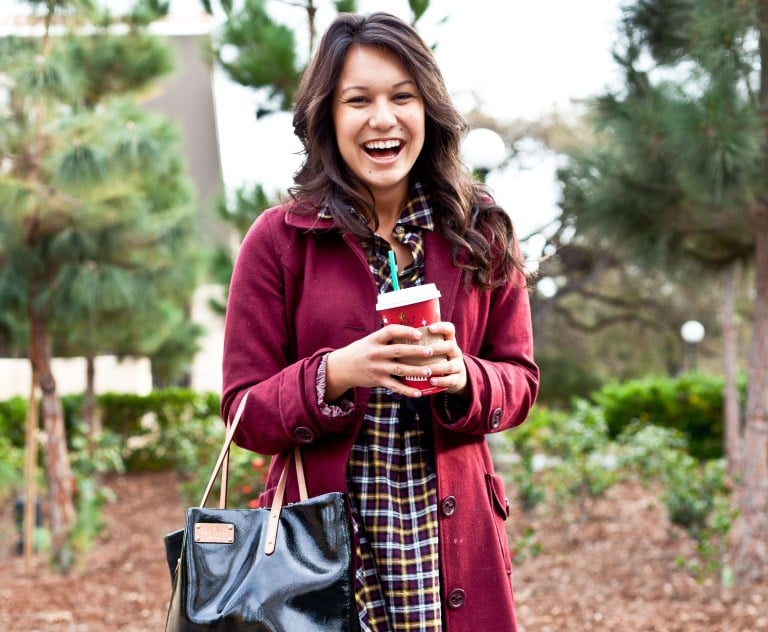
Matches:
[[0, 471, 765, 631]]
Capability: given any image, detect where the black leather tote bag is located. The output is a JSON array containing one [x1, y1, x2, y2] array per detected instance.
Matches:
[[164, 393, 358, 632]]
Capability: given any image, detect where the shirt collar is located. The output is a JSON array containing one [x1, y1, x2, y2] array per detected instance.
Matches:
[[316, 180, 435, 231]]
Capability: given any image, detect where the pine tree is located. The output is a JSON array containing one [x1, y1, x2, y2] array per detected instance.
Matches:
[[559, 0, 768, 582], [0, 0, 200, 566]]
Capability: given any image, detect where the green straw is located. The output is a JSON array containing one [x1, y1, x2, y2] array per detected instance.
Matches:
[[388, 250, 400, 291]]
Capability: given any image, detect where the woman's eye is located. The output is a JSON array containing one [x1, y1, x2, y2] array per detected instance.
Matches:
[[345, 96, 368, 104], [394, 93, 415, 102]]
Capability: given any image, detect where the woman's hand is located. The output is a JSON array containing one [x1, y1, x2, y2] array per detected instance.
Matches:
[[424, 321, 469, 397], [325, 321, 467, 400]]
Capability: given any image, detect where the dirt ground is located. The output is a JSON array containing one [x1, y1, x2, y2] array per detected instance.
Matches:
[[0, 471, 765, 632]]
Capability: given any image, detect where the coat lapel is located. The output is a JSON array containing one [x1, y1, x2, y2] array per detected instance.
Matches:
[[424, 231, 463, 323]]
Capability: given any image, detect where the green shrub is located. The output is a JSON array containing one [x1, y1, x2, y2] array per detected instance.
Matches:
[[0, 396, 28, 447], [591, 373, 746, 460], [616, 423, 732, 579], [616, 423, 690, 482], [0, 435, 25, 500], [1, 388, 222, 473], [155, 410, 269, 508], [506, 401, 619, 516], [97, 388, 219, 435], [68, 422, 126, 478], [506, 396, 734, 581], [95, 388, 220, 471]]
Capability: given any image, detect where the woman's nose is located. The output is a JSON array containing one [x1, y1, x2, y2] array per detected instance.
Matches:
[[369, 99, 396, 129]]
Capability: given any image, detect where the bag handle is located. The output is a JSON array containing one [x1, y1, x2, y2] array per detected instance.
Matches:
[[199, 393, 248, 508], [264, 446, 307, 555], [199, 392, 309, 511]]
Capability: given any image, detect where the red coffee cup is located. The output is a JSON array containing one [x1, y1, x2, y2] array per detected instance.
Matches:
[[376, 283, 447, 395]]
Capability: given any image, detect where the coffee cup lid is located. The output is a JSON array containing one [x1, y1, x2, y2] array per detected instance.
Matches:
[[375, 283, 441, 310]]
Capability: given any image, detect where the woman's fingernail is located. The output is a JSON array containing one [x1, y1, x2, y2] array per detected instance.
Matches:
[[423, 347, 433, 356], [413, 329, 423, 338], [421, 367, 431, 377]]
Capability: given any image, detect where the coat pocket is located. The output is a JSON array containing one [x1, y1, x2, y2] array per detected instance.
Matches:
[[485, 473, 512, 573], [485, 472, 510, 519]]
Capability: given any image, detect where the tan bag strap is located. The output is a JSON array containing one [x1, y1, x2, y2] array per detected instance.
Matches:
[[264, 447, 309, 555], [200, 392, 249, 508], [219, 442, 230, 508], [294, 446, 308, 500]]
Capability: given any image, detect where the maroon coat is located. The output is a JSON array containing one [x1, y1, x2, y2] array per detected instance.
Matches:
[[221, 201, 539, 631]]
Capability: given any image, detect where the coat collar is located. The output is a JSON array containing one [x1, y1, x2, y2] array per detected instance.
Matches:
[[281, 200, 465, 322]]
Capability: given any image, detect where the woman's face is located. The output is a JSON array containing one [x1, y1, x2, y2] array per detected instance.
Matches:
[[332, 45, 425, 205]]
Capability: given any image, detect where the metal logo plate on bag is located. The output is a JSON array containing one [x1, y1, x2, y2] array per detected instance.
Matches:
[[194, 522, 235, 544]]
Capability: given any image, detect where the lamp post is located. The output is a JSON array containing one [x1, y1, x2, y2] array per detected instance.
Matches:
[[461, 127, 506, 183], [680, 320, 705, 372]]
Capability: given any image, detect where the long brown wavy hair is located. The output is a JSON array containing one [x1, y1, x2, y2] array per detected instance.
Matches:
[[290, 11, 527, 289]]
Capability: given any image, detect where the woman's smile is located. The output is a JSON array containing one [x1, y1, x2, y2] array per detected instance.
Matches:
[[362, 138, 404, 160]]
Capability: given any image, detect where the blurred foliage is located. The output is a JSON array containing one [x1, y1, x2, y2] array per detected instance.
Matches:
[[217, 0, 299, 113], [533, 351, 603, 409], [0, 435, 26, 503], [506, 402, 619, 519], [618, 425, 733, 579], [0, 0, 202, 380], [502, 392, 733, 580], [591, 373, 747, 460], [208, 183, 274, 315]]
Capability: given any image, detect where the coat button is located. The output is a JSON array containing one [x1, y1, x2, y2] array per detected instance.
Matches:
[[294, 426, 314, 443], [490, 408, 502, 429], [441, 496, 457, 517], [448, 588, 466, 609], [394, 225, 405, 235]]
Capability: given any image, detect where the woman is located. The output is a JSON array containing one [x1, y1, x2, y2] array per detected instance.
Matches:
[[221, 11, 539, 632]]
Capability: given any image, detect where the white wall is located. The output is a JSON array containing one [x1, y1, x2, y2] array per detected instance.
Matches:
[[0, 355, 153, 400], [189, 283, 225, 394]]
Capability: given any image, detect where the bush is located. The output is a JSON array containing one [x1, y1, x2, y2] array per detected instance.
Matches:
[[0, 435, 25, 501], [591, 373, 746, 460], [0, 397, 28, 447], [617, 425, 732, 578], [1, 388, 222, 472], [506, 401, 619, 516], [95, 389, 220, 471]]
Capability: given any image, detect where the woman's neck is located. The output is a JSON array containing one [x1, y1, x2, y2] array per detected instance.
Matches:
[[370, 187, 408, 234]]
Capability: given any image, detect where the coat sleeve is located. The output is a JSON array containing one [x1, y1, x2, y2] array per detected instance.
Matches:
[[432, 268, 539, 436], [220, 208, 362, 455]]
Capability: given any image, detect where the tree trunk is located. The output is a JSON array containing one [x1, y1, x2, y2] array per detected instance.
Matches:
[[23, 374, 39, 574], [733, 0, 768, 583], [721, 264, 742, 479], [84, 354, 101, 437], [28, 304, 75, 566], [733, 214, 768, 581]]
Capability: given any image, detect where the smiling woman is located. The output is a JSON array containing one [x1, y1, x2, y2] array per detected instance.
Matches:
[[220, 11, 539, 632]]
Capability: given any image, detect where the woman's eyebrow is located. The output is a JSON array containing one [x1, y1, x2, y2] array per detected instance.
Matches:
[[338, 79, 416, 95]]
